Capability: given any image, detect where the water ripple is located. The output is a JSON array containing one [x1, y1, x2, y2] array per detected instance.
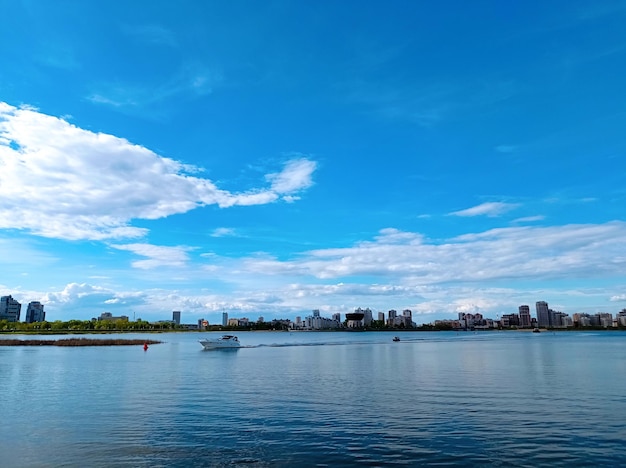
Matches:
[[2, 331, 626, 466]]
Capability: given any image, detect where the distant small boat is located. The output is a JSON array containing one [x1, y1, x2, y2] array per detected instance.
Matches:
[[199, 335, 241, 349], [532, 328, 541, 333], [392, 336, 401, 342]]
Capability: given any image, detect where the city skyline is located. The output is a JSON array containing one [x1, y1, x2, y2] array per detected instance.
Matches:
[[3, 292, 626, 330], [1, 1, 626, 324]]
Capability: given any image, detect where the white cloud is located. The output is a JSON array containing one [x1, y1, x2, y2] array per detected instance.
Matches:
[[450, 202, 519, 217], [87, 92, 137, 108], [211, 228, 237, 237], [512, 215, 546, 223], [42, 282, 110, 304], [218, 191, 279, 207], [20, 283, 150, 320], [11, 221, 625, 322], [0, 103, 317, 241], [280, 282, 427, 299], [240, 222, 626, 284], [266, 158, 317, 193], [110, 243, 191, 269]]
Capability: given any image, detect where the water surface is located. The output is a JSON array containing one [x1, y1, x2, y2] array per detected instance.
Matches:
[[1, 330, 625, 467]]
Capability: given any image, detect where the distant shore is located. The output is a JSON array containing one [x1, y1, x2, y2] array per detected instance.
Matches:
[[0, 338, 162, 346]]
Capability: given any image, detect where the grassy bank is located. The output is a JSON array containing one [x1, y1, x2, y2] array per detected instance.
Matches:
[[0, 338, 162, 346]]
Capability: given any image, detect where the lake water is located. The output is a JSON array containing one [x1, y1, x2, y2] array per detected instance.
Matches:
[[1, 330, 625, 467]]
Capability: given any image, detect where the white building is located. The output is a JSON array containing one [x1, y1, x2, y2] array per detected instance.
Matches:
[[391, 315, 412, 328], [303, 310, 340, 330], [228, 317, 249, 327], [597, 313, 613, 328], [617, 310, 626, 327], [458, 312, 483, 329], [97, 312, 129, 321], [361, 308, 373, 326]]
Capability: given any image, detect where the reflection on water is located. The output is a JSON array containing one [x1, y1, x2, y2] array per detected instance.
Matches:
[[1, 331, 626, 466]]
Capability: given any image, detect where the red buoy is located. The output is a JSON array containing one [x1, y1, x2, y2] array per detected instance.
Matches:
[[143, 342, 148, 351]]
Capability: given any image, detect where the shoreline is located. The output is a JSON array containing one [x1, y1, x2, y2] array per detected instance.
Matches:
[[0, 338, 162, 346]]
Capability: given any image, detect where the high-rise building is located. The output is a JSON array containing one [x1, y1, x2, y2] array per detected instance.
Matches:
[[501, 313, 520, 327], [304, 311, 340, 330], [519, 305, 531, 328], [222, 312, 228, 327], [536, 301, 550, 328], [542, 308, 571, 328], [25, 301, 45, 323], [172, 310, 181, 325], [362, 308, 373, 326], [0, 295, 21, 322], [596, 313, 613, 328], [378, 311, 385, 322], [616, 309, 626, 327]]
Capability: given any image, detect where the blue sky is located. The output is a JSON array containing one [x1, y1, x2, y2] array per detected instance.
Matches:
[[1, 0, 625, 324]]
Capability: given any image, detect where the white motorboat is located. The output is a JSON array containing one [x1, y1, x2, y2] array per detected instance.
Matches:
[[199, 335, 241, 349]]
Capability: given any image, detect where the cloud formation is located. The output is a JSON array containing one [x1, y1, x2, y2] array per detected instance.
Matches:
[[41, 282, 112, 305], [266, 158, 316, 194], [0, 103, 317, 241], [110, 243, 191, 269], [8, 215, 625, 319], [211, 227, 237, 237], [87, 64, 220, 109], [450, 202, 519, 217], [240, 223, 626, 284]]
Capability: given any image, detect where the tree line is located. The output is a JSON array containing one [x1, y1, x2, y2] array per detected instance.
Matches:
[[0, 319, 176, 333], [0, 318, 454, 333]]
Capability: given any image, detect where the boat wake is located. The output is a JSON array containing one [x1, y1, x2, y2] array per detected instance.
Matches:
[[239, 338, 426, 349]]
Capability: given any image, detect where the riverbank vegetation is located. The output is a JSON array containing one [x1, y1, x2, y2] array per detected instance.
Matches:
[[0, 318, 179, 333], [0, 338, 162, 346], [1, 318, 620, 334]]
